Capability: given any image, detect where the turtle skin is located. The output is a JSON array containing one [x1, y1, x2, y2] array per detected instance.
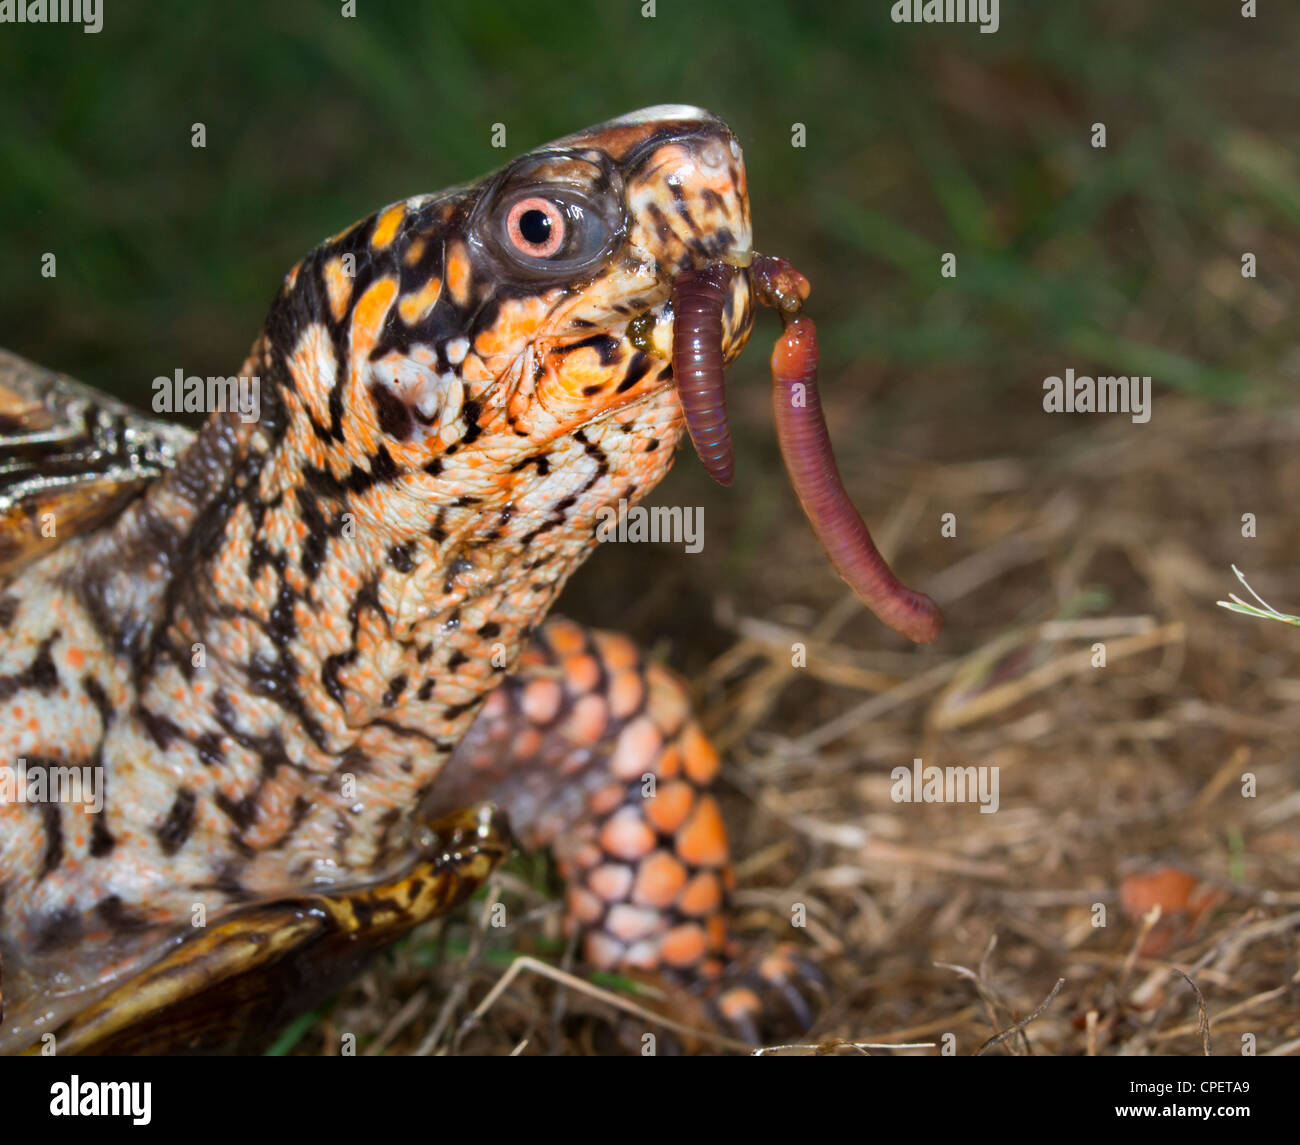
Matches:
[[0, 106, 825, 1054]]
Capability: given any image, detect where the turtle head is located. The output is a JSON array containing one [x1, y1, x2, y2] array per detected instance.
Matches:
[[262, 106, 755, 503]]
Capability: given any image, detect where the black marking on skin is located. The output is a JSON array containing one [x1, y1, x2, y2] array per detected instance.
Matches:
[[0, 593, 18, 627], [382, 675, 407, 706], [616, 351, 655, 393], [195, 731, 226, 768], [89, 815, 116, 858], [214, 789, 257, 832], [510, 453, 550, 476], [82, 674, 114, 727], [39, 802, 63, 879], [388, 542, 415, 572], [446, 650, 469, 671], [461, 399, 483, 445], [156, 789, 197, 856], [423, 457, 444, 476], [369, 381, 415, 441], [563, 333, 623, 365], [95, 895, 149, 933], [0, 633, 60, 701], [136, 704, 183, 750], [417, 678, 436, 701], [35, 907, 82, 952]]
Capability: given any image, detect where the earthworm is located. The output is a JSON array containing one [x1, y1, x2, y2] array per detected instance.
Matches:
[[671, 263, 735, 486], [769, 315, 943, 644]]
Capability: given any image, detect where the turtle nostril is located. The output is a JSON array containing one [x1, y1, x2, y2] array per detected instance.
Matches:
[[698, 140, 727, 171]]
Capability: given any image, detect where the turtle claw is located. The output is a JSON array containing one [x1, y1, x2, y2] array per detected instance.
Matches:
[[705, 942, 828, 1047]]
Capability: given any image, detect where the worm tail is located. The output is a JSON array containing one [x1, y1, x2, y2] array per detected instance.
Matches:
[[770, 316, 942, 644]]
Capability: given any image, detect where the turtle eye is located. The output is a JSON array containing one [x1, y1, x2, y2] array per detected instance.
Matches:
[[492, 189, 614, 275], [505, 197, 565, 258]]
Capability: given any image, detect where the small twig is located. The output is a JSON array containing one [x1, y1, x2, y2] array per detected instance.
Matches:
[[1169, 968, 1211, 1056], [976, 979, 1066, 1056], [1217, 565, 1300, 627]]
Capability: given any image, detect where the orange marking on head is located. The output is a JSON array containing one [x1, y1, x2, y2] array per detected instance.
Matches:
[[403, 237, 427, 266], [65, 647, 85, 670], [323, 257, 353, 323], [445, 240, 473, 307], [371, 203, 406, 249], [397, 276, 442, 325], [473, 294, 552, 358]]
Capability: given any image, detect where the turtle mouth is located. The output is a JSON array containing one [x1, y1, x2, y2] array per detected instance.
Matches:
[[668, 256, 943, 645]]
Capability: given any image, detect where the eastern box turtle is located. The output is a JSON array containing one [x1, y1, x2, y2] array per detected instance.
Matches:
[[0, 106, 939, 1054]]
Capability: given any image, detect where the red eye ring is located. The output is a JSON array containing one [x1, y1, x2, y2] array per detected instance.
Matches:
[[505, 197, 566, 258]]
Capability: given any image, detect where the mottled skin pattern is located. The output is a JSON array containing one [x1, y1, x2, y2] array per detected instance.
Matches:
[[0, 107, 805, 1051]]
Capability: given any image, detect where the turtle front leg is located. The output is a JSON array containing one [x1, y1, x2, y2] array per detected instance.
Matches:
[[431, 617, 823, 1045]]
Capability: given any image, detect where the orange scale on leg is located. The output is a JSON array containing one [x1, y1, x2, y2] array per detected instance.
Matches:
[[545, 619, 587, 657], [681, 723, 721, 786], [676, 870, 723, 917], [568, 886, 606, 926], [659, 922, 708, 968], [608, 669, 645, 719], [561, 653, 601, 695], [520, 677, 562, 724], [606, 903, 664, 943], [631, 850, 688, 908], [643, 779, 694, 834], [676, 795, 728, 868], [595, 631, 640, 672], [588, 862, 634, 902], [609, 715, 662, 781], [589, 782, 627, 817], [598, 807, 656, 862], [564, 693, 607, 745]]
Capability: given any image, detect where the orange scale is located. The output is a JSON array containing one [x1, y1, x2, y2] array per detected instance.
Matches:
[[588, 783, 626, 816], [569, 883, 603, 930], [595, 632, 639, 671], [631, 850, 687, 908], [563, 693, 607, 746], [658, 922, 708, 968], [680, 723, 720, 786], [609, 716, 662, 782], [676, 870, 723, 917], [643, 780, 693, 834], [606, 903, 664, 943], [545, 621, 587, 657], [511, 727, 542, 760], [588, 862, 634, 902], [608, 670, 644, 719], [561, 653, 601, 695], [598, 808, 656, 862], [675, 795, 728, 868]]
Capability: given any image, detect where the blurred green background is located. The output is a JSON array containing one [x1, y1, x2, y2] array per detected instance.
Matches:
[[0, 0, 1296, 642], [1, 0, 1293, 402]]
